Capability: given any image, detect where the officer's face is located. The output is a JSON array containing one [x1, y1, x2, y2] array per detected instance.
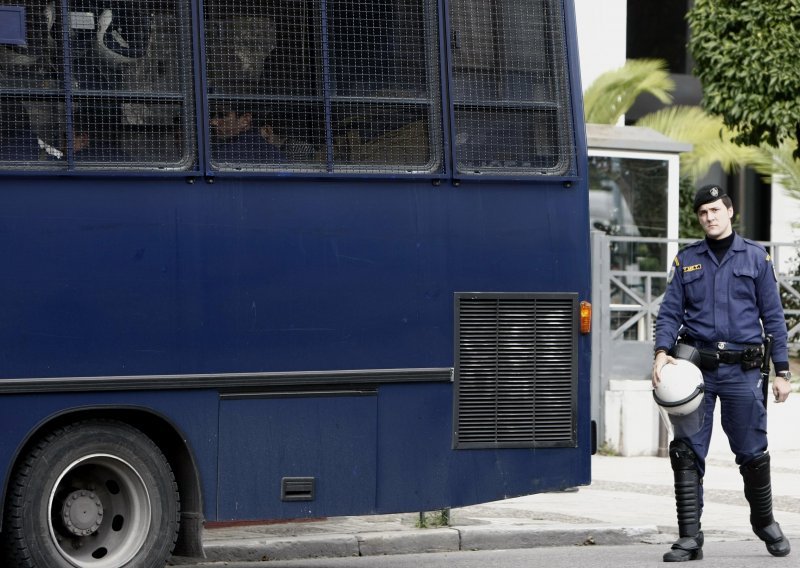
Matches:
[[697, 199, 733, 240]]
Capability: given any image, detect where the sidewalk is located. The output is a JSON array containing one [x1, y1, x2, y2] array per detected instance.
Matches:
[[171, 448, 800, 564]]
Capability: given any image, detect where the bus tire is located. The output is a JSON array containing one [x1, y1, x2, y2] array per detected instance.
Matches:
[[2, 419, 179, 568]]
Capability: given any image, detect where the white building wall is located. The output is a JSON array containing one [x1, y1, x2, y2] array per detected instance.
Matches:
[[771, 180, 800, 269], [573, 0, 627, 95]]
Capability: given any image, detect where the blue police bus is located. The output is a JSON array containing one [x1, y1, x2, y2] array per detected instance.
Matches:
[[0, 0, 592, 565]]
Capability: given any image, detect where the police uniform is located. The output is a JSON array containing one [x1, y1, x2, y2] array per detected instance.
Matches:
[[654, 184, 791, 561], [656, 233, 787, 469]]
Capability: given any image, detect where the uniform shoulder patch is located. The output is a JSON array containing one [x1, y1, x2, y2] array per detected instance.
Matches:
[[766, 253, 779, 282]]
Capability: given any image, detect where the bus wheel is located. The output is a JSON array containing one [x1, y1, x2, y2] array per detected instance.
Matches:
[[2, 420, 179, 568]]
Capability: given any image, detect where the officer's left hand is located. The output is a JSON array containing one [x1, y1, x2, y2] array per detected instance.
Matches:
[[773, 377, 792, 403]]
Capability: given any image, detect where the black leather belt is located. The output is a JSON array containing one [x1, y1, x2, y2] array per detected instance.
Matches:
[[682, 339, 762, 352], [679, 338, 763, 369]]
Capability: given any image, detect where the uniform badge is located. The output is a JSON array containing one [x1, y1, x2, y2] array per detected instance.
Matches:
[[667, 256, 679, 284], [710, 187, 719, 197], [766, 254, 778, 282]]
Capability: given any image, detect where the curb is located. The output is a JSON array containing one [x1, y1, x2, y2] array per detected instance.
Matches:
[[194, 524, 661, 563]]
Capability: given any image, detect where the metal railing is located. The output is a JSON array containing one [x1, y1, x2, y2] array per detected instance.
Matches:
[[593, 233, 800, 345], [590, 232, 800, 442]]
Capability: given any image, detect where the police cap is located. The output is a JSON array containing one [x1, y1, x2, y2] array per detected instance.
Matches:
[[693, 184, 728, 212]]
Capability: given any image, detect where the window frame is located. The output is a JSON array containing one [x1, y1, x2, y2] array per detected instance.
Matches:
[[444, 0, 579, 182], [200, 0, 447, 178]]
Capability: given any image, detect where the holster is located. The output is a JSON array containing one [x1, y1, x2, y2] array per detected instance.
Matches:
[[740, 346, 763, 371], [697, 350, 719, 370]]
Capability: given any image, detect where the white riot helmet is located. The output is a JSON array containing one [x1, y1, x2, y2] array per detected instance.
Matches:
[[654, 344, 705, 438], [653, 359, 704, 416]]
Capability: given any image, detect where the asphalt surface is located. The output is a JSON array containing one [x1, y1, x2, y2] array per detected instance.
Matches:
[[169, 440, 800, 564]]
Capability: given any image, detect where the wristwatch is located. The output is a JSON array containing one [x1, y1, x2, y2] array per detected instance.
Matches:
[[777, 371, 792, 381]]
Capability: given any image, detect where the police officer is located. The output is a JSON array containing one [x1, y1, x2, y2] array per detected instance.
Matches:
[[653, 184, 792, 561]]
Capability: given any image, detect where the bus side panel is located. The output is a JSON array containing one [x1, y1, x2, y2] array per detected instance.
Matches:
[[0, 177, 587, 377], [0, 175, 591, 519], [217, 393, 377, 520], [214, 381, 590, 520], [375, 382, 590, 513], [0, 390, 220, 521]]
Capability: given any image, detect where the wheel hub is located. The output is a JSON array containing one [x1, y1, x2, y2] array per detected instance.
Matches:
[[61, 489, 104, 536]]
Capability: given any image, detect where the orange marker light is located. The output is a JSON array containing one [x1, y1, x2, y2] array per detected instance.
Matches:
[[580, 301, 592, 334]]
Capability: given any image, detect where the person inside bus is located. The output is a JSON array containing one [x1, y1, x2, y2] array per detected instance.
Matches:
[[210, 104, 287, 163], [0, 99, 41, 161], [255, 113, 316, 163], [42, 103, 128, 162]]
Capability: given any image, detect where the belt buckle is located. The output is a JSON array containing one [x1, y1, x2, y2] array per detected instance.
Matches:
[[717, 341, 726, 350]]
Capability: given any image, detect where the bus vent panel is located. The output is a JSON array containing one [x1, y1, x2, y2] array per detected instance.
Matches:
[[454, 292, 578, 449]]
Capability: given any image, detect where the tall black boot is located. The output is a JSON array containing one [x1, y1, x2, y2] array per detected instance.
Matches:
[[663, 440, 704, 562], [740, 453, 791, 557]]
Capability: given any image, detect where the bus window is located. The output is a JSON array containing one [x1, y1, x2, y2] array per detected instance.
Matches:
[[205, 3, 324, 171], [0, 0, 195, 171], [328, 0, 440, 173], [204, 0, 441, 174], [449, 0, 576, 176]]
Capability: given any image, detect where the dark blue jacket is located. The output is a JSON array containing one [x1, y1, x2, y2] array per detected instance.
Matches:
[[212, 129, 287, 165], [655, 232, 788, 366]]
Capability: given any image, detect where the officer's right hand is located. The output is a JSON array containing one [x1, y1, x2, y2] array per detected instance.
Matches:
[[652, 351, 678, 387]]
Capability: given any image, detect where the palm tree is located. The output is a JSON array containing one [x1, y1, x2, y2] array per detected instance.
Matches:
[[583, 59, 800, 235], [584, 59, 761, 184]]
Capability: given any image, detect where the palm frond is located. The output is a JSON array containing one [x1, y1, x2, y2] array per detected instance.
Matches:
[[759, 142, 800, 201], [583, 59, 674, 124], [636, 106, 766, 182]]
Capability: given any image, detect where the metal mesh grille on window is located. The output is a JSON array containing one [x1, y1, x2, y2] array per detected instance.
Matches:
[[449, 0, 575, 176], [203, 0, 441, 173], [0, 0, 194, 170]]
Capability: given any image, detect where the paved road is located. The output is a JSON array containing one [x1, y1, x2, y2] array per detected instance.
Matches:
[[165, 448, 800, 564], [168, 540, 792, 568]]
